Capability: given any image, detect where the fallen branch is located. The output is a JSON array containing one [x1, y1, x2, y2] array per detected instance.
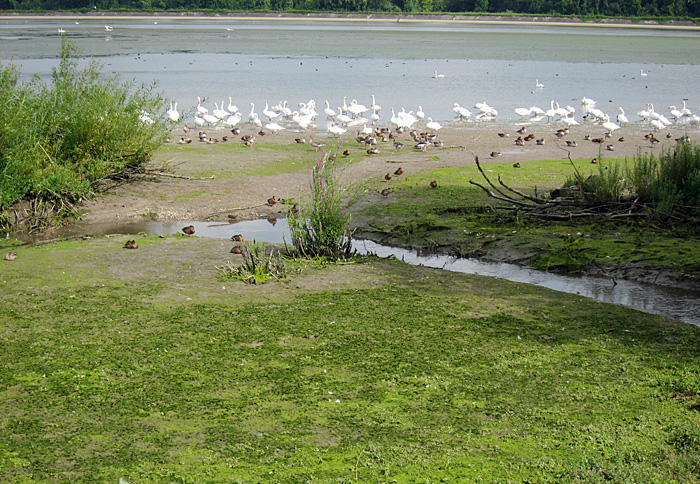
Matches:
[[144, 171, 215, 180]]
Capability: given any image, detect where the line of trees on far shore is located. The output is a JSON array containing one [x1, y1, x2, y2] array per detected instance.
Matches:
[[1, 0, 699, 21]]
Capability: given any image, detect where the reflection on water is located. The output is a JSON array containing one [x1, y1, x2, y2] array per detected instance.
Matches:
[[26, 217, 700, 326]]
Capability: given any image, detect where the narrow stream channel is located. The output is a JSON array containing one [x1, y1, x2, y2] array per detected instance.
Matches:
[[16, 218, 700, 326]]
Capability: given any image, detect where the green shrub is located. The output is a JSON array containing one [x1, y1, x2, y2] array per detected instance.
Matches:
[[0, 38, 169, 231], [627, 138, 700, 216], [287, 146, 357, 260]]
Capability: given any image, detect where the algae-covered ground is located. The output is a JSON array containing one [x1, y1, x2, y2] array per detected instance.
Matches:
[[1, 235, 700, 483], [2, 125, 700, 483]]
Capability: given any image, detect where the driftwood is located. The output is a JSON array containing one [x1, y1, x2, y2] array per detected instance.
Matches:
[[468, 155, 649, 221], [144, 171, 215, 180]]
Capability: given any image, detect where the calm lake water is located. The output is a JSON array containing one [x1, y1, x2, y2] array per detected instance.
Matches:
[[2, 16, 700, 125]]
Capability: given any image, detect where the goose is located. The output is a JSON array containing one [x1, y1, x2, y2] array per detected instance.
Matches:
[[425, 117, 442, 132], [433, 70, 445, 78], [616, 107, 629, 125], [324, 100, 336, 118], [166, 102, 180, 122], [227, 97, 238, 114]]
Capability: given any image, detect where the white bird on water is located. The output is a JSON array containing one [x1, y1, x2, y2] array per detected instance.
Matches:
[[535, 79, 544, 88], [104, 25, 113, 31], [433, 70, 445, 78]]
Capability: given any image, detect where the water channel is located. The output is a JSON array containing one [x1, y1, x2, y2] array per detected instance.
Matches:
[[27, 217, 700, 326]]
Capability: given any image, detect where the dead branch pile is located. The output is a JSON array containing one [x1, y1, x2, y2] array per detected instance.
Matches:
[[468, 156, 647, 221]]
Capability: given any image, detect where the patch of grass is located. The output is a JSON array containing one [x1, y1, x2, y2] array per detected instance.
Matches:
[[217, 240, 287, 284], [1, 236, 699, 483], [354, 158, 700, 279]]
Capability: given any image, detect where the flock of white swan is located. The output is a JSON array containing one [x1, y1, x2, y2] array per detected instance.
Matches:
[[161, 93, 700, 137]]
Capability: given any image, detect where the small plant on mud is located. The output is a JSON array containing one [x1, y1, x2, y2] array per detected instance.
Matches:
[[217, 241, 287, 284], [287, 146, 358, 261]]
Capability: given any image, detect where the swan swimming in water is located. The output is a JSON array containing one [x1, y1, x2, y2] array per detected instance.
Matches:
[[433, 70, 445, 78]]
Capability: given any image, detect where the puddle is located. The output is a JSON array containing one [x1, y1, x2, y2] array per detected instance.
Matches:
[[10, 218, 700, 326]]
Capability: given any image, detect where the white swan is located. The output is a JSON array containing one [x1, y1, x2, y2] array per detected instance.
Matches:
[[433, 70, 445, 78], [602, 115, 620, 132], [347, 99, 369, 117], [324, 100, 336, 118], [227, 97, 238, 114], [535, 79, 544, 88], [336, 108, 353, 126], [263, 101, 280, 121], [426, 117, 442, 131], [514, 107, 532, 118], [328, 123, 347, 137], [196, 97, 208, 115], [641, 68, 648, 77], [416, 106, 425, 120], [370, 94, 382, 113], [223, 112, 242, 127], [452, 103, 472, 119], [167, 102, 180, 123], [104, 25, 113, 31], [616, 107, 629, 125], [264, 122, 285, 134], [248, 103, 257, 123]]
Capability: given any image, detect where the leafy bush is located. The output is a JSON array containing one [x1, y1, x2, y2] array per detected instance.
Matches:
[[627, 138, 700, 216], [218, 241, 287, 284], [0, 38, 169, 232], [287, 147, 357, 260]]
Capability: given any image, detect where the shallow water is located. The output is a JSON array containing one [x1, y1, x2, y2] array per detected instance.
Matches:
[[2, 17, 700, 125], [29, 217, 700, 326]]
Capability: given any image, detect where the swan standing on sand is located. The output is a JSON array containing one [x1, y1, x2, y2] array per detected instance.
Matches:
[[616, 107, 629, 125], [426, 117, 443, 131], [167, 102, 180, 123]]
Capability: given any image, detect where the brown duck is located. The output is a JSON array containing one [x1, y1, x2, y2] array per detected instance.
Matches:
[[4, 252, 18, 260], [394, 167, 404, 177], [231, 234, 245, 242], [267, 196, 278, 206], [182, 225, 195, 235], [381, 188, 392, 197], [430, 180, 438, 188], [123, 240, 139, 249], [230, 246, 243, 254]]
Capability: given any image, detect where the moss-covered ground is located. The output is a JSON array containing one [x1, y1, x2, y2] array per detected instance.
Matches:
[[1, 235, 699, 483]]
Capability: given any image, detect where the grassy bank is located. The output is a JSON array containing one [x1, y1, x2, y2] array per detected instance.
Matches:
[[353, 156, 700, 286], [1, 235, 699, 482]]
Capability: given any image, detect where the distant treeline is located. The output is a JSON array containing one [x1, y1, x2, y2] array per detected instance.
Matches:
[[1, 0, 699, 20]]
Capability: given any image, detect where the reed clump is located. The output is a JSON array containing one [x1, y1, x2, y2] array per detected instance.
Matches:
[[218, 241, 287, 284], [287, 146, 358, 261]]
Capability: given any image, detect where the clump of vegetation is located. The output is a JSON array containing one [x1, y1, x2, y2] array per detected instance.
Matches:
[[0, 38, 169, 233], [287, 147, 357, 260], [218, 241, 287, 284], [627, 138, 700, 217], [471, 140, 700, 222]]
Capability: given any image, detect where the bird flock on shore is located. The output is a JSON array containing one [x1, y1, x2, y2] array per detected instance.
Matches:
[[160, 91, 700, 143]]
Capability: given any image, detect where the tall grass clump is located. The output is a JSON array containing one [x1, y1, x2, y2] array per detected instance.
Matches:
[[287, 147, 356, 260], [217, 241, 287, 284], [0, 38, 169, 232], [628, 138, 700, 216]]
